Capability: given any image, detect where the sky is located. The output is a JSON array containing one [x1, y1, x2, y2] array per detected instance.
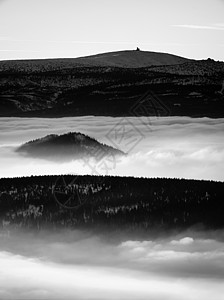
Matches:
[[0, 0, 224, 61]]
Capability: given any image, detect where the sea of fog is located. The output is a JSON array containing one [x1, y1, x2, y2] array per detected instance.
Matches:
[[0, 228, 224, 300], [0, 116, 224, 180], [1, 116, 224, 299]]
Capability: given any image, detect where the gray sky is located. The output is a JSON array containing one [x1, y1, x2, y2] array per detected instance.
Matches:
[[0, 0, 224, 60]]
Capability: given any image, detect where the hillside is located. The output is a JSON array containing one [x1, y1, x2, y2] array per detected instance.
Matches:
[[0, 50, 224, 118], [0, 175, 223, 231], [0, 50, 189, 72], [16, 132, 125, 161]]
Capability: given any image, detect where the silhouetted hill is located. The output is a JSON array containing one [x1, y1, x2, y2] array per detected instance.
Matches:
[[75, 50, 190, 68], [16, 132, 125, 161], [0, 50, 189, 72]]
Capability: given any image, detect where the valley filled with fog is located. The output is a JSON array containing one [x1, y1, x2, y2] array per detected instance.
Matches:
[[0, 116, 223, 181], [0, 228, 224, 300]]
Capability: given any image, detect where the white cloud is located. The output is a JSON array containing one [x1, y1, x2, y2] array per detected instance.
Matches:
[[170, 237, 194, 245], [172, 24, 224, 31]]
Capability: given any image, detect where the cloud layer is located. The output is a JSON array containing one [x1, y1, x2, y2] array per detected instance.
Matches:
[[0, 116, 223, 180], [0, 229, 224, 299]]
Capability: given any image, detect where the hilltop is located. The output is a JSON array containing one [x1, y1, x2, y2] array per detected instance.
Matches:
[[16, 132, 125, 161], [74, 50, 190, 68]]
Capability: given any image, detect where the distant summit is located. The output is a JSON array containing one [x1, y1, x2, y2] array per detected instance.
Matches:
[[75, 50, 189, 68], [16, 132, 125, 162], [0, 50, 190, 71]]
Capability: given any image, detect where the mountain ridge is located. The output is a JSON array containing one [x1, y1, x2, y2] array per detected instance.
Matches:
[[0, 49, 224, 118]]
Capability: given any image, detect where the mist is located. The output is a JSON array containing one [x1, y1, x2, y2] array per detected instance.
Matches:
[[0, 228, 224, 299], [0, 116, 223, 181]]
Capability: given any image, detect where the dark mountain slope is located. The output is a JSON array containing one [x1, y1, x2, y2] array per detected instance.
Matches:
[[0, 50, 224, 118]]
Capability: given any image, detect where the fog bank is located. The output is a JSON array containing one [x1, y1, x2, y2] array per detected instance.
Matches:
[[0, 116, 224, 180], [0, 229, 224, 299]]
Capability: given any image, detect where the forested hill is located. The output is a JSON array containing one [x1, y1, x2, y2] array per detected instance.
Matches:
[[16, 132, 125, 161], [0, 175, 223, 231]]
